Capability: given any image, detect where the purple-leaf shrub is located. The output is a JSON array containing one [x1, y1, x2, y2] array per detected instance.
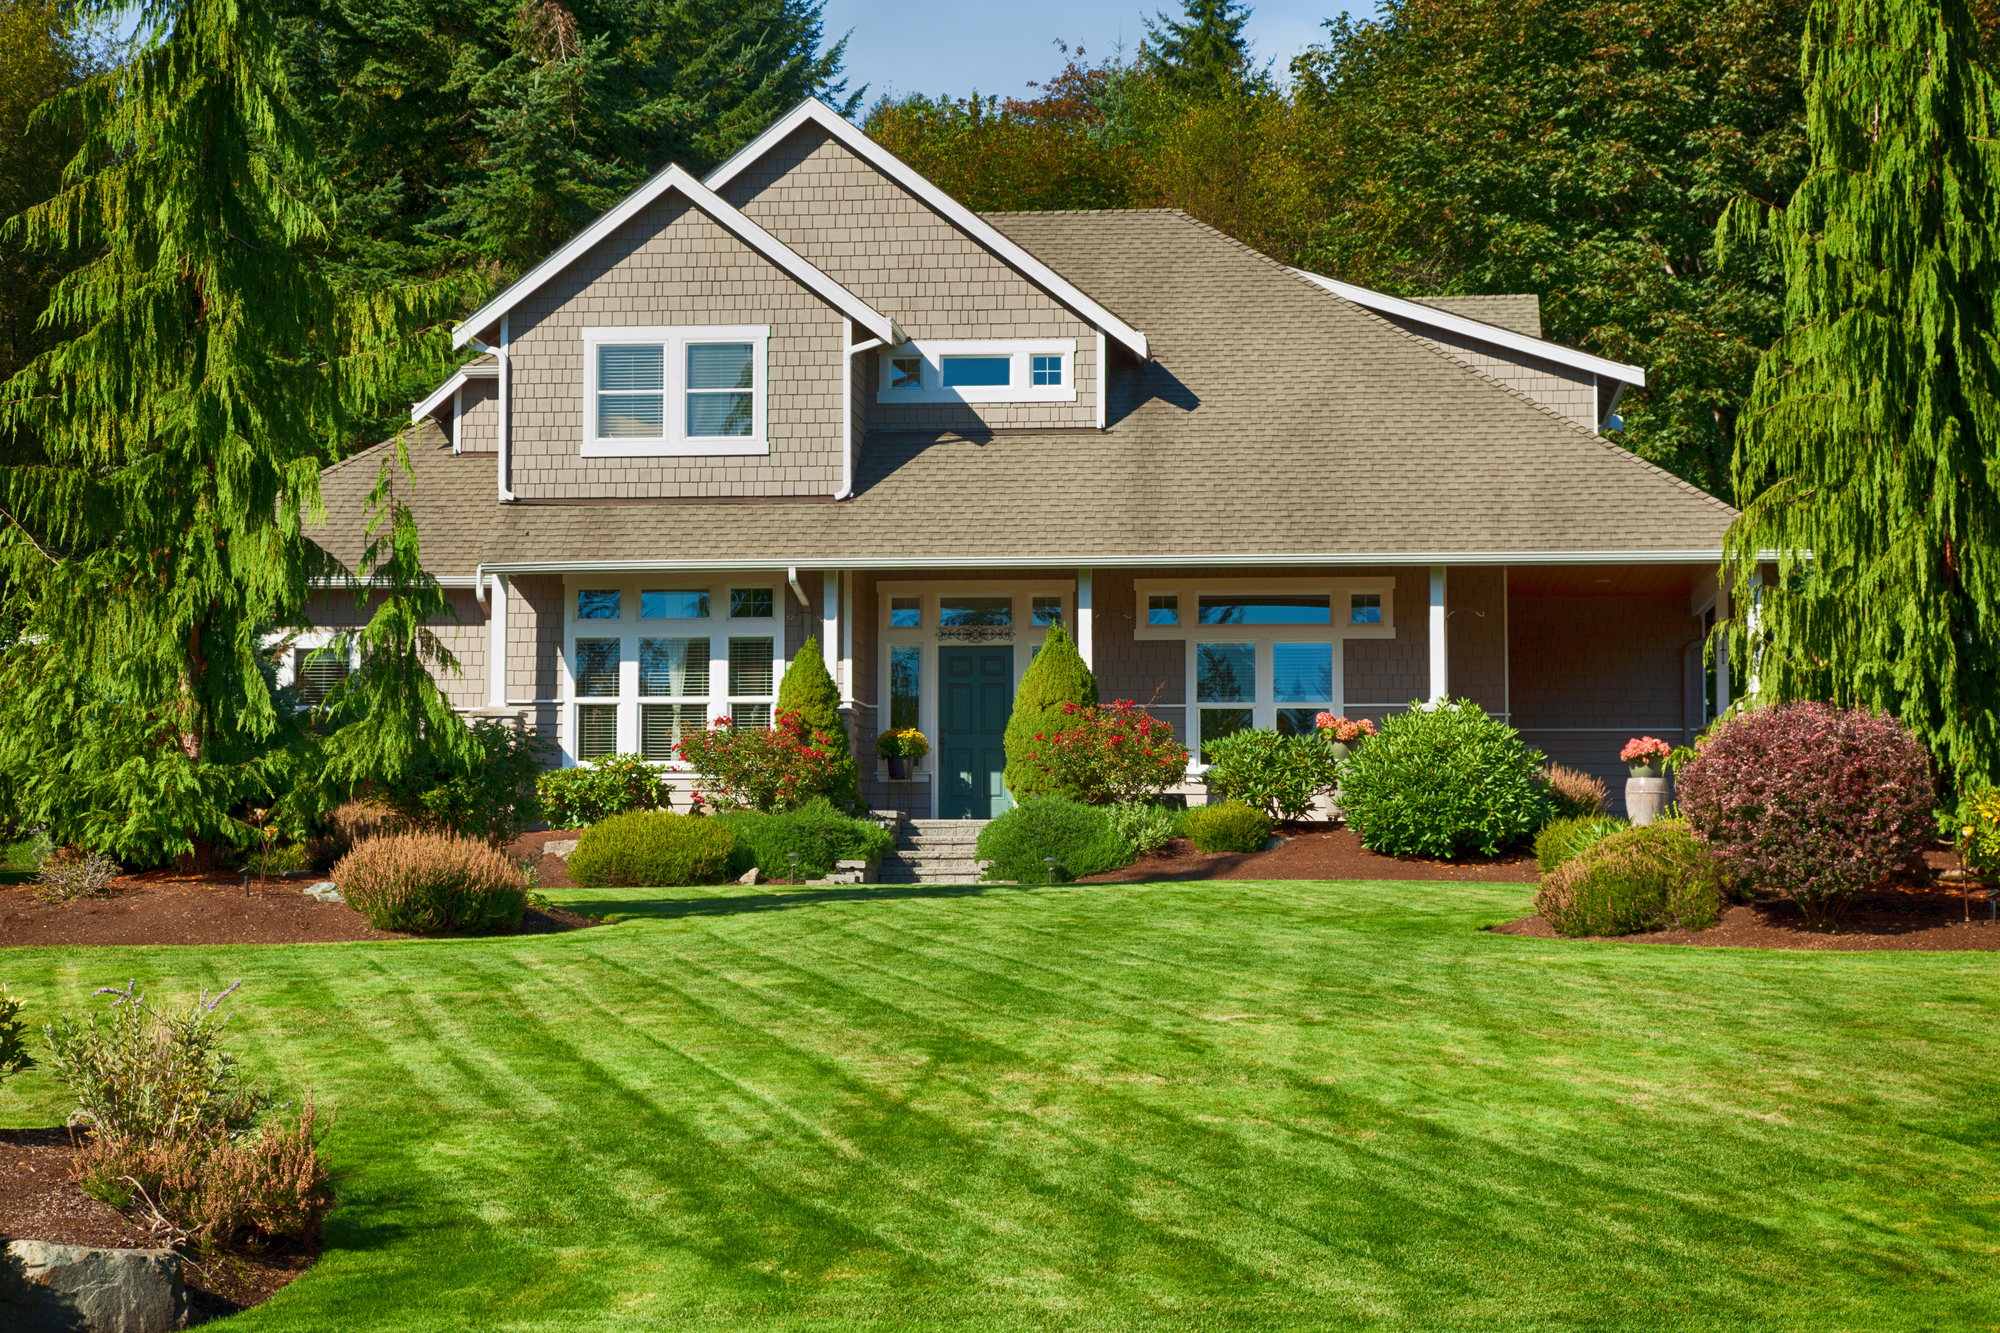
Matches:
[[1675, 702, 1935, 926]]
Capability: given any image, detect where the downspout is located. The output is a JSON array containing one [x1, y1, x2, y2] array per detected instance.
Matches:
[[835, 331, 886, 500], [498, 316, 515, 501]]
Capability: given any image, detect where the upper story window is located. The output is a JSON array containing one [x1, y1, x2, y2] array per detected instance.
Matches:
[[581, 325, 769, 458], [878, 339, 1078, 405]]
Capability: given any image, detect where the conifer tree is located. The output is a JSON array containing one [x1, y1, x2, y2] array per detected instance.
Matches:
[[1004, 625, 1099, 798], [0, 0, 467, 864], [777, 636, 857, 805], [1717, 0, 2000, 791], [1145, 0, 1254, 95]]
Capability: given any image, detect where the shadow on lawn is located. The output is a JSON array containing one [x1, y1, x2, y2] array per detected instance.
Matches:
[[576, 881, 1015, 920]]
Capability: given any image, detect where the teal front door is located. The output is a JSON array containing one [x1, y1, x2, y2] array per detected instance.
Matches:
[[939, 647, 1013, 819]]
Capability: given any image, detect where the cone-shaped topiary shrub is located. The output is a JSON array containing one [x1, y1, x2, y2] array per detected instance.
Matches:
[[333, 831, 528, 935], [1534, 819, 1724, 937], [567, 810, 738, 887], [776, 637, 857, 807], [1004, 625, 1099, 799]]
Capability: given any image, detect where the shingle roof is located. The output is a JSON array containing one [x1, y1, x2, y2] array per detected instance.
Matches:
[[308, 421, 496, 578], [1409, 294, 1542, 339], [327, 210, 1735, 574]]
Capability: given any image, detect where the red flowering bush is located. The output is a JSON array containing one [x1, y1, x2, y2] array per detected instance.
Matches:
[[677, 708, 859, 813], [1675, 702, 1935, 926], [1027, 700, 1190, 804]]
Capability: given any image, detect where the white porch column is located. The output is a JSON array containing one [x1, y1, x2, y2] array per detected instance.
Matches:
[[1714, 582, 1731, 717], [822, 569, 840, 687], [1428, 565, 1447, 704], [839, 571, 854, 706], [487, 573, 510, 708], [1076, 568, 1094, 668]]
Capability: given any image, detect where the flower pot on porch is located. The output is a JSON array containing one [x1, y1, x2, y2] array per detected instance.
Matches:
[[1329, 741, 1352, 765], [1625, 776, 1669, 826], [1627, 760, 1664, 779], [886, 754, 911, 781]]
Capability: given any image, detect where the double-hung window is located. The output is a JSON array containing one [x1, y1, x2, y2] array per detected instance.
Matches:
[[582, 325, 769, 457]]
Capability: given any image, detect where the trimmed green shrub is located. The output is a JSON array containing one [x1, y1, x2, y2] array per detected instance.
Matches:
[[333, 831, 529, 934], [1183, 802, 1272, 853], [379, 717, 552, 845], [1003, 626, 1098, 800], [1105, 800, 1184, 860], [1542, 764, 1610, 819], [1534, 820, 1725, 937], [975, 796, 1126, 882], [777, 638, 858, 805], [1339, 701, 1551, 857], [716, 799, 894, 880], [568, 810, 737, 887], [1202, 728, 1340, 821], [1534, 815, 1628, 872], [536, 753, 674, 829]]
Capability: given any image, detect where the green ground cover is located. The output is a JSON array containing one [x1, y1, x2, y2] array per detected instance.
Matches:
[[2, 877, 1996, 1331], [0, 838, 37, 883]]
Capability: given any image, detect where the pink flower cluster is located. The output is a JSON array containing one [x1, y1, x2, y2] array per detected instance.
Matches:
[[1620, 736, 1672, 764], [1314, 713, 1377, 744]]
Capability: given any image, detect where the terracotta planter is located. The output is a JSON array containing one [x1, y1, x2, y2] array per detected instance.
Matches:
[[886, 754, 911, 781]]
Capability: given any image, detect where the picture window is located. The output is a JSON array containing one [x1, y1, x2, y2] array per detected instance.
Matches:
[[941, 355, 1010, 389]]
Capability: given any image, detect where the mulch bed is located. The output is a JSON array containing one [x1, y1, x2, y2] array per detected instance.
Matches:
[[0, 868, 601, 949], [1081, 825, 1540, 884], [0, 1125, 317, 1320], [508, 829, 586, 891], [1492, 883, 2000, 952]]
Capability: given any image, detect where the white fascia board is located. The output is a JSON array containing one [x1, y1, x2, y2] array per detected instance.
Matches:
[[703, 99, 1151, 362], [1290, 268, 1646, 388], [410, 362, 498, 423], [451, 165, 899, 349], [478, 549, 1730, 575]]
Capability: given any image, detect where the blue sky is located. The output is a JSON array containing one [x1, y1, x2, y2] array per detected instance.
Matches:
[[820, 0, 1373, 107]]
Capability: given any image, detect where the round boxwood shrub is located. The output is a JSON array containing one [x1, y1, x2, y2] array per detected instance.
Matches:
[[1338, 701, 1550, 857], [333, 831, 528, 935], [1533, 820, 1724, 937], [1533, 815, 1628, 873], [1674, 702, 1935, 927], [567, 811, 737, 888], [715, 799, 895, 880], [1182, 802, 1272, 853], [975, 797, 1126, 883]]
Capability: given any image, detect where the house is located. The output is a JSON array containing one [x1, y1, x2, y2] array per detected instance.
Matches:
[[304, 97, 1741, 820]]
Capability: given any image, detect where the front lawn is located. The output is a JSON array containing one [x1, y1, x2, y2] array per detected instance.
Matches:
[[3, 878, 1996, 1330]]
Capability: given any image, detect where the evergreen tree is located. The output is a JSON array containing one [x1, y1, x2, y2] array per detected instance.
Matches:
[[1145, 0, 1254, 95], [778, 635, 857, 804], [1003, 625, 1099, 799], [1718, 0, 2000, 790], [0, 0, 468, 865]]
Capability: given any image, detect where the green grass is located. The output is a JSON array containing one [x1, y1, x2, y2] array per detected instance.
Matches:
[[0, 837, 37, 883], [2, 877, 1997, 1331]]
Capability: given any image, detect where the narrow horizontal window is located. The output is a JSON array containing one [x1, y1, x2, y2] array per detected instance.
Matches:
[[1032, 596, 1064, 627], [1031, 354, 1063, 387], [641, 589, 709, 620], [597, 345, 663, 438], [577, 589, 621, 620], [1198, 594, 1331, 626], [686, 342, 754, 437], [642, 703, 707, 761], [1196, 643, 1255, 703], [1148, 595, 1180, 626], [890, 596, 921, 628], [1351, 592, 1383, 625], [577, 704, 618, 759], [730, 588, 773, 619], [940, 355, 1010, 388], [639, 637, 709, 698], [574, 639, 621, 697], [728, 637, 774, 697], [940, 595, 1011, 627], [890, 356, 923, 391]]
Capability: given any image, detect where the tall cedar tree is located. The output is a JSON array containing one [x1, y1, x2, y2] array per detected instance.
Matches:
[[1003, 625, 1099, 799], [777, 636, 857, 806], [1145, 0, 1254, 93], [1718, 0, 2000, 791], [0, 0, 469, 865]]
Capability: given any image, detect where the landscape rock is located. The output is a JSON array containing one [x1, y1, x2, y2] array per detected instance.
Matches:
[[0, 1239, 189, 1332], [542, 840, 579, 861], [302, 881, 345, 905], [736, 866, 761, 885]]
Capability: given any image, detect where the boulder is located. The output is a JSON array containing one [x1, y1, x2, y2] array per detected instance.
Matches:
[[0, 1240, 188, 1332], [302, 881, 345, 904], [736, 866, 761, 885], [542, 840, 579, 861]]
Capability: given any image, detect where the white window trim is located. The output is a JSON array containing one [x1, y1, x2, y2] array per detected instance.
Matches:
[[877, 339, 1078, 405], [876, 580, 1074, 817], [561, 575, 785, 767], [271, 630, 361, 710], [580, 325, 771, 458]]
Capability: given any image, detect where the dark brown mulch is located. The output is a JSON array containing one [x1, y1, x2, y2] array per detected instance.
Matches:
[[1080, 825, 1541, 884], [506, 828, 585, 891], [0, 870, 600, 949], [0, 1126, 317, 1320], [1491, 881, 2000, 952]]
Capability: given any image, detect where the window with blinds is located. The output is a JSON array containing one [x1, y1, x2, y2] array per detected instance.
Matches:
[[574, 640, 620, 697], [727, 637, 774, 728], [597, 345, 664, 438], [642, 704, 707, 760], [639, 637, 708, 698], [577, 705, 618, 759], [293, 649, 350, 706]]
